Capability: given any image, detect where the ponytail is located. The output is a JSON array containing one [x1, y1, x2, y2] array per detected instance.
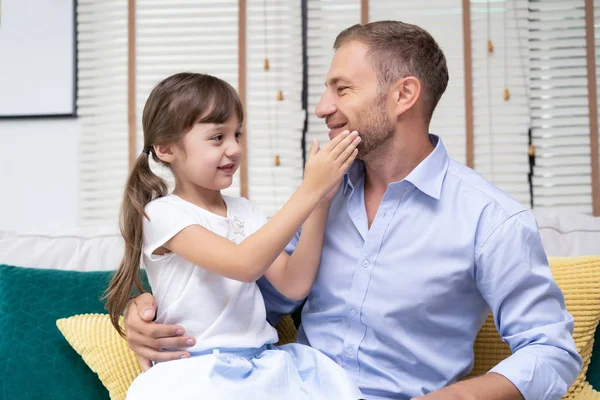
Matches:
[[105, 151, 168, 337]]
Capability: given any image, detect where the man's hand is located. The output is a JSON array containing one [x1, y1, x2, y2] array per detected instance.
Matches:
[[411, 386, 468, 400], [124, 293, 196, 371], [411, 383, 469, 400], [411, 373, 523, 400]]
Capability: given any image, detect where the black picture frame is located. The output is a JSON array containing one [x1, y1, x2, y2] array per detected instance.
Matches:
[[0, 0, 77, 120]]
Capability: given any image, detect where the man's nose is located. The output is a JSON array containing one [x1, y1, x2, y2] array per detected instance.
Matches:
[[315, 91, 337, 119]]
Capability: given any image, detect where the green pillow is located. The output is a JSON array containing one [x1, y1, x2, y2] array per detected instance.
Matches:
[[0, 264, 149, 400], [587, 323, 600, 389]]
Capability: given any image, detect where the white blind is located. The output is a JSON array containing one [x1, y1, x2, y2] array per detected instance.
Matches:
[[79, 0, 304, 224], [529, 0, 592, 213], [246, 0, 304, 216], [305, 0, 360, 157], [370, 0, 466, 164], [77, 0, 129, 225], [471, 0, 531, 206], [135, 0, 240, 198]]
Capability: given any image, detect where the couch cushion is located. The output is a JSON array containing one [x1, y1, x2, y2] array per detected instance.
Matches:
[[587, 322, 600, 390], [0, 226, 123, 272], [533, 210, 600, 257], [0, 264, 150, 400], [0, 265, 112, 399]]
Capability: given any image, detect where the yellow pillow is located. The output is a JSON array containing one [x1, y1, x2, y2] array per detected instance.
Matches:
[[275, 314, 297, 345], [56, 314, 141, 400], [56, 313, 299, 400], [468, 256, 600, 399]]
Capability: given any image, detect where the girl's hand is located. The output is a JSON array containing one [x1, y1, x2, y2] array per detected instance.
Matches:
[[302, 130, 360, 197], [323, 179, 343, 204]]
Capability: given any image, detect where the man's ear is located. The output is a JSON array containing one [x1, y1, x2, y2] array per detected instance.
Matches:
[[388, 76, 422, 118], [154, 143, 176, 164]]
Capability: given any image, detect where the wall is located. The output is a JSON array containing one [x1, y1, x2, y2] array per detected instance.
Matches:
[[0, 119, 79, 232]]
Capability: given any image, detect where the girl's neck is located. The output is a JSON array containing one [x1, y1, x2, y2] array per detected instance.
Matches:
[[172, 184, 227, 217]]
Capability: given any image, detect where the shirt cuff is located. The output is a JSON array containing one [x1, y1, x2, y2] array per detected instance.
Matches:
[[489, 350, 567, 400], [257, 276, 303, 325]]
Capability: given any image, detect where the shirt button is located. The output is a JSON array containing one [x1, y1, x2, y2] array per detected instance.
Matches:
[[347, 346, 354, 355], [362, 260, 369, 268], [350, 309, 357, 317]]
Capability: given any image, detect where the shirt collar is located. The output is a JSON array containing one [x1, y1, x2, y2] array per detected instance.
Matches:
[[342, 134, 449, 200], [341, 160, 363, 196], [402, 134, 449, 200]]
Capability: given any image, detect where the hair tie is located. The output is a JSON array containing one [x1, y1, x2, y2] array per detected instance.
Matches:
[[142, 147, 152, 155]]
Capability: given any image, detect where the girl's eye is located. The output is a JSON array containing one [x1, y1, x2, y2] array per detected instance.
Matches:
[[211, 135, 223, 142], [235, 132, 243, 141]]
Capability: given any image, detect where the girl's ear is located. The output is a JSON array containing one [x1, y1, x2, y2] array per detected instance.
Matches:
[[154, 144, 176, 164]]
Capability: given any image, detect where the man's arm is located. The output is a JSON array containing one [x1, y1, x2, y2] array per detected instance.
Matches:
[[421, 211, 581, 400]]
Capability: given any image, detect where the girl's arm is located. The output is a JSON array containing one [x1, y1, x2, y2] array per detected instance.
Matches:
[[163, 131, 359, 283], [262, 198, 331, 300]]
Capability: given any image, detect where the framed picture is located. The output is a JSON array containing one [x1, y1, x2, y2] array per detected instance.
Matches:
[[0, 0, 77, 119]]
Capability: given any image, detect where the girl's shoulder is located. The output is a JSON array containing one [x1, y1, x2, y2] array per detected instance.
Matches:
[[145, 193, 185, 212], [143, 194, 201, 224]]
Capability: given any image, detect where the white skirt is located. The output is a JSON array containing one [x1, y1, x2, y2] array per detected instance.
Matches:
[[126, 343, 364, 400]]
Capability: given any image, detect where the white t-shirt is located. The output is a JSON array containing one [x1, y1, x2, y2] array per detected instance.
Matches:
[[142, 194, 278, 352]]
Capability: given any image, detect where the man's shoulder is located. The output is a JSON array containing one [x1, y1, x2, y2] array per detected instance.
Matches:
[[445, 158, 527, 219]]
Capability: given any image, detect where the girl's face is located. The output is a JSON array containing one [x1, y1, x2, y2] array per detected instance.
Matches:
[[170, 114, 243, 192]]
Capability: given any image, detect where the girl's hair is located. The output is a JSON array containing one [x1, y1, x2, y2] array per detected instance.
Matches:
[[105, 72, 243, 336]]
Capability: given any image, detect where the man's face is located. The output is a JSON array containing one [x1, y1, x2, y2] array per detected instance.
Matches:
[[316, 41, 395, 159]]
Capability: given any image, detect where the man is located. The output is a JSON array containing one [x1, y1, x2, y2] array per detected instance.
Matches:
[[125, 21, 581, 399]]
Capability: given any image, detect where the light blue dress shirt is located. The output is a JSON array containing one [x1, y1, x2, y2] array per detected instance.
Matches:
[[258, 135, 582, 400]]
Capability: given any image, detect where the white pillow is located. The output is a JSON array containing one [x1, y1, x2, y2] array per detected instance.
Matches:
[[533, 210, 600, 257], [2, 210, 597, 271], [0, 225, 124, 272]]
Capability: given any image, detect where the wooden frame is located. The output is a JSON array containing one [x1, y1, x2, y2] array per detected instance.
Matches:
[[128, 0, 136, 170], [585, 0, 600, 216], [238, 0, 248, 198], [361, 0, 368, 25], [462, 0, 474, 169]]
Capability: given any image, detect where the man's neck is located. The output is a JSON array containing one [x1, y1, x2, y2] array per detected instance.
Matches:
[[362, 128, 434, 194]]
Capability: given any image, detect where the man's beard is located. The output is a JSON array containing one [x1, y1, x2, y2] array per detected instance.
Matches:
[[353, 94, 395, 159]]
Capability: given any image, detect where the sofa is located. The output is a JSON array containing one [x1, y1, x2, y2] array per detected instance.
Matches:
[[1, 210, 600, 400]]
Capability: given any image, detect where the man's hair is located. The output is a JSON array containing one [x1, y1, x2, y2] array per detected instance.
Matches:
[[334, 21, 449, 123]]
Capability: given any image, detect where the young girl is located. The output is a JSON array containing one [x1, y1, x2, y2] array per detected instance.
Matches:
[[105, 72, 363, 399]]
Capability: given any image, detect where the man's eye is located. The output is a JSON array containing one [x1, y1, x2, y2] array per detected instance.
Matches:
[[337, 86, 349, 95]]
